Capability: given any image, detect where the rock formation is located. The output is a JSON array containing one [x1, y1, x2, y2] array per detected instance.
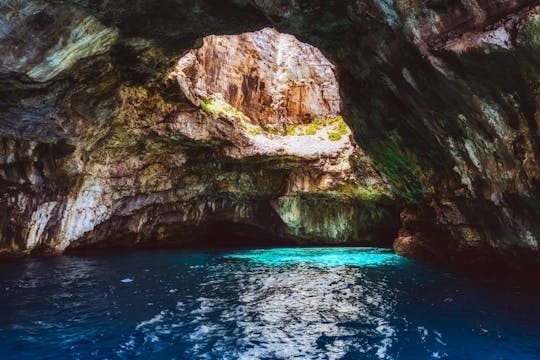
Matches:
[[0, 16, 395, 254], [177, 28, 341, 127], [0, 0, 539, 272]]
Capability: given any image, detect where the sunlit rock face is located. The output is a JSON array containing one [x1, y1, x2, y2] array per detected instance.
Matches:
[[174, 28, 359, 168], [177, 28, 341, 127]]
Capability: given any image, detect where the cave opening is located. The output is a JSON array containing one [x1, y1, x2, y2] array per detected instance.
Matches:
[[160, 28, 398, 250], [64, 221, 297, 254], [64, 27, 398, 254], [172, 221, 298, 250]]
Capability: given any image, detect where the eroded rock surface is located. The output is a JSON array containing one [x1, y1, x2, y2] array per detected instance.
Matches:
[[0, 16, 393, 254], [177, 28, 341, 127], [1, 0, 539, 272]]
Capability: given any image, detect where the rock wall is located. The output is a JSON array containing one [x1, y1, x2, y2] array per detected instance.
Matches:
[[0, 0, 539, 271], [0, 14, 395, 254], [177, 28, 341, 127]]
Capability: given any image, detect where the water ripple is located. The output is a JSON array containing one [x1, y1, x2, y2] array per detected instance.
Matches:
[[0, 248, 538, 359]]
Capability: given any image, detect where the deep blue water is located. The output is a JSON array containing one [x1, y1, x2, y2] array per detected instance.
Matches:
[[0, 247, 539, 359]]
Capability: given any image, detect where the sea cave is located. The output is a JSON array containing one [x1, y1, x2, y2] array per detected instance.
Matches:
[[0, 1, 539, 359]]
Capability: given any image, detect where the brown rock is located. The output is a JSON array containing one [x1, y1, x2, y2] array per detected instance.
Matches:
[[176, 28, 341, 127]]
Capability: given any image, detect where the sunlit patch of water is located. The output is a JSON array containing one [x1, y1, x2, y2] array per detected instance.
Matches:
[[0, 248, 538, 359], [224, 247, 406, 267]]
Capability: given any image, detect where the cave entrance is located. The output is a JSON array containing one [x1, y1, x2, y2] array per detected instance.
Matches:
[[180, 221, 297, 250], [65, 220, 297, 254], [65, 28, 395, 255], [175, 27, 345, 135]]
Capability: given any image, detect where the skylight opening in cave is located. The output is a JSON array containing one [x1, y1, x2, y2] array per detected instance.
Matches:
[[174, 27, 356, 159]]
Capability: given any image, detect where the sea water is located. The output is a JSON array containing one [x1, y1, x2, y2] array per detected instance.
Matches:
[[0, 247, 538, 359]]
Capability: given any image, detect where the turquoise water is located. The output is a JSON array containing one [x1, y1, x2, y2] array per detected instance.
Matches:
[[0, 247, 538, 359], [225, 247, 404, 267]]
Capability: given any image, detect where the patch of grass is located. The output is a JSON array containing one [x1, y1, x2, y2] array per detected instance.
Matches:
[[313, 115, 344, 125], [312, 117, 325, 126], [328, 131, 342, 141], [200, 100, 217, 114], [286, 125, 297, 136], [327, 116, 349, 141], [336, 119, 348, 133], [284, 114, 348, 138], [200, 99, 245, 119], [305, 123, 319, 135]]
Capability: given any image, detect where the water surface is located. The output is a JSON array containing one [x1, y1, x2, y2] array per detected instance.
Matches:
[[0, 247, 538, 359]]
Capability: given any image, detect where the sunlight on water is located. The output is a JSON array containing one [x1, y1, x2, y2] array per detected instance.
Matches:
[[225, 247, 407, 267], [0, 248, 539, 359]]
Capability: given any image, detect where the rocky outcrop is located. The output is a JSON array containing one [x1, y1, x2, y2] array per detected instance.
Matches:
[[0, 0, 539, 271], [0, 16, 395, 254], [0, 2, 118, 83], [377, 1, 540, 271], [177, 28, 341, 127], [248, 0, 540, 271]]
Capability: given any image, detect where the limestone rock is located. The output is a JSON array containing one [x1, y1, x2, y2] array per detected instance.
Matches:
[[174, 28, 364, 176], [0, 2, 118, 82], [176, 28, 341, 127], [0, 0, 539, 272], [0, 22, 390, 254]]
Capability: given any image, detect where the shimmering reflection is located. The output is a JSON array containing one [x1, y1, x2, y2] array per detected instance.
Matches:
[[216, 248, 404, 358], [225, 247, 405, 267], [0, 248, 539, 360], [111, 249, 402, 359], [226, 267, 397, 359]]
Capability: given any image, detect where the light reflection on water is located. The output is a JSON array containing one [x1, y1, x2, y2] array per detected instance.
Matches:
[[224, 247, 405, 267], [0, 247, 538, 359], [227, 267, 397, 359]]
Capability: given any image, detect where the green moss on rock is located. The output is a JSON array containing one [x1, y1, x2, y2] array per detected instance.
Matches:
[[517, 15, 540, 48], [366, 138, 425, 204], [275, 186, 397, 244]]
